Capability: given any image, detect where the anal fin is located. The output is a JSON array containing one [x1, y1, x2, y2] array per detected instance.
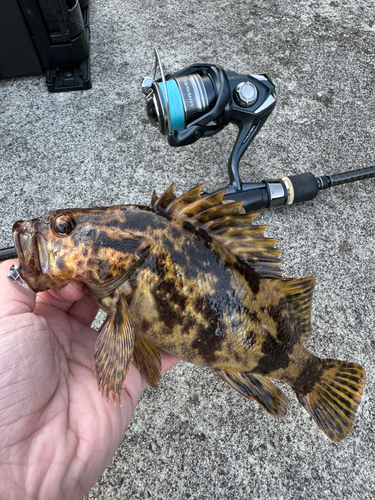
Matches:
[[216, 370, 288, 417], [132, 336, 161, 389], [95, 291, 135, 402]]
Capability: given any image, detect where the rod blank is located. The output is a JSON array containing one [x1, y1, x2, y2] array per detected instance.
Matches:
[[0, 247, 17, 263]]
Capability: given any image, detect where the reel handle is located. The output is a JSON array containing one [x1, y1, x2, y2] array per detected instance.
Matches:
[[227, 113, 273, 191], [226, 73, 276, 192]]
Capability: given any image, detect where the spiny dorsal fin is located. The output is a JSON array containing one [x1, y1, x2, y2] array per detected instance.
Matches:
[[151, 184, 177, 210], [205, 213, 258, 230], [193, 201, 246, 223], [180, 191, 225, 217], [151, 190, 158, 206], [150, 184, 283, 278], [213, 223, 282, 277], [166, 183, 205, 214]]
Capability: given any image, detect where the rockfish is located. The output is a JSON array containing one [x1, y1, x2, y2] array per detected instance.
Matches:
[[11, 184, 365, 441]]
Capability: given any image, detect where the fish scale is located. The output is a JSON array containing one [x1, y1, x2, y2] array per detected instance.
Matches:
[[10, 184, 365, 442]]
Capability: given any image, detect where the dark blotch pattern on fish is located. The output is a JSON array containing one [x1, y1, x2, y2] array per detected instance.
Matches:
[[153, 277, 185, 326], [272, 309, 295, 345], [293, 357, 325, 395], [192, 322, 223, 364], [55, 255, 68, 272], [157, 277, 187, 308], [114, 301, 124, 327], [181, 315, 197, 335], [254, 301, 298, 374], [95, 231, 141, 255], [181, 220, 213, 246], [190, 294, 226, 363], [256, 334, 291, 374], [248, 311, 260, 324], [232, 261, 260, 295], [169, 233, 227, 282], [244, 330, 256, 350]]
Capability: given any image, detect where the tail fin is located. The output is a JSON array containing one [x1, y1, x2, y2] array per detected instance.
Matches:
[[295, 359, 365, 442]]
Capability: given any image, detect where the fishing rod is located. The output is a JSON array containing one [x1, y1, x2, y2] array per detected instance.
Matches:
[[217, 165, 375, 212]]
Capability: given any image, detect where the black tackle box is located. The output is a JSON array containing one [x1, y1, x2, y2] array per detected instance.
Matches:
[[0, 0, 91, 91]]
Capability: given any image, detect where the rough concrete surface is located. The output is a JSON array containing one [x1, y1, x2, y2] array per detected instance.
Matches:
[[0, 0, 374, 499]]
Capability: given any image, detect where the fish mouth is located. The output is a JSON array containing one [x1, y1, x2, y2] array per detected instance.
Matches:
[[12, 221, 51, 292]]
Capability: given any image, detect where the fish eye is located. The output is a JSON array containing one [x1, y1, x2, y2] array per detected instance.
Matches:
[[52, 214, 76, 237]]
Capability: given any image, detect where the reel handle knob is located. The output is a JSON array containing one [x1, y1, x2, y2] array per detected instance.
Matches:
[[235, 81, 258, 106]]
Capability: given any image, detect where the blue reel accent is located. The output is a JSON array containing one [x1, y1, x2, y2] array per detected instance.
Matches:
[[157, 80, 186, 131]]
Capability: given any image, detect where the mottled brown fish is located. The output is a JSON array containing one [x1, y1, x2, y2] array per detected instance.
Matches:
[[11, 184, 365, 442]]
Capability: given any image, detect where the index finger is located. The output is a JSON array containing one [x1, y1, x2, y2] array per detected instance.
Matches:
[[0, 260, 36, 319]]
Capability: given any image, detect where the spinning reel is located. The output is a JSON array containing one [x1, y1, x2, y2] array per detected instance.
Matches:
[[142, 49, 276, 194], [142, 49, 375, 212]]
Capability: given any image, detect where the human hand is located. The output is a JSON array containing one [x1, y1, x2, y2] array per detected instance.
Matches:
[[0, 260, 178, 500]]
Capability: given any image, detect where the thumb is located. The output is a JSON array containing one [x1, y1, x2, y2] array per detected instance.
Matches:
[[0, 260, 36, 319]]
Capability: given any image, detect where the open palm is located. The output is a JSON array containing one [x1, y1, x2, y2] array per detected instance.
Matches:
[[0, 260, 177, 500]]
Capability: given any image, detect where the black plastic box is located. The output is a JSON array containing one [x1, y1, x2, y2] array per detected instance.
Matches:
[[0, 0, 91, 91]]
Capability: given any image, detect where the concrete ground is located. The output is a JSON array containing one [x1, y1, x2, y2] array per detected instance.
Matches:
[[1, 0, 374, 498]]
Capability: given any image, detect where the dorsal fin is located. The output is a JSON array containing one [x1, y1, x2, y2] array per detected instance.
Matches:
[[205, 213, 258, 230], [274, 276, 316, 343], [193, 201, 246, 223], [151, 190, 158, 206], [151, 184, 177, 210], [180, 191, 225, 217], [150, 184, 284, 278], [166, 184, 205, 214]]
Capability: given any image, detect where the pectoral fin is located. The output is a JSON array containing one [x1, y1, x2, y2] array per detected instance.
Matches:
[[132, 337, 162, 389], [216, 370, 288, 417], [95, 291, 135, 402]]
